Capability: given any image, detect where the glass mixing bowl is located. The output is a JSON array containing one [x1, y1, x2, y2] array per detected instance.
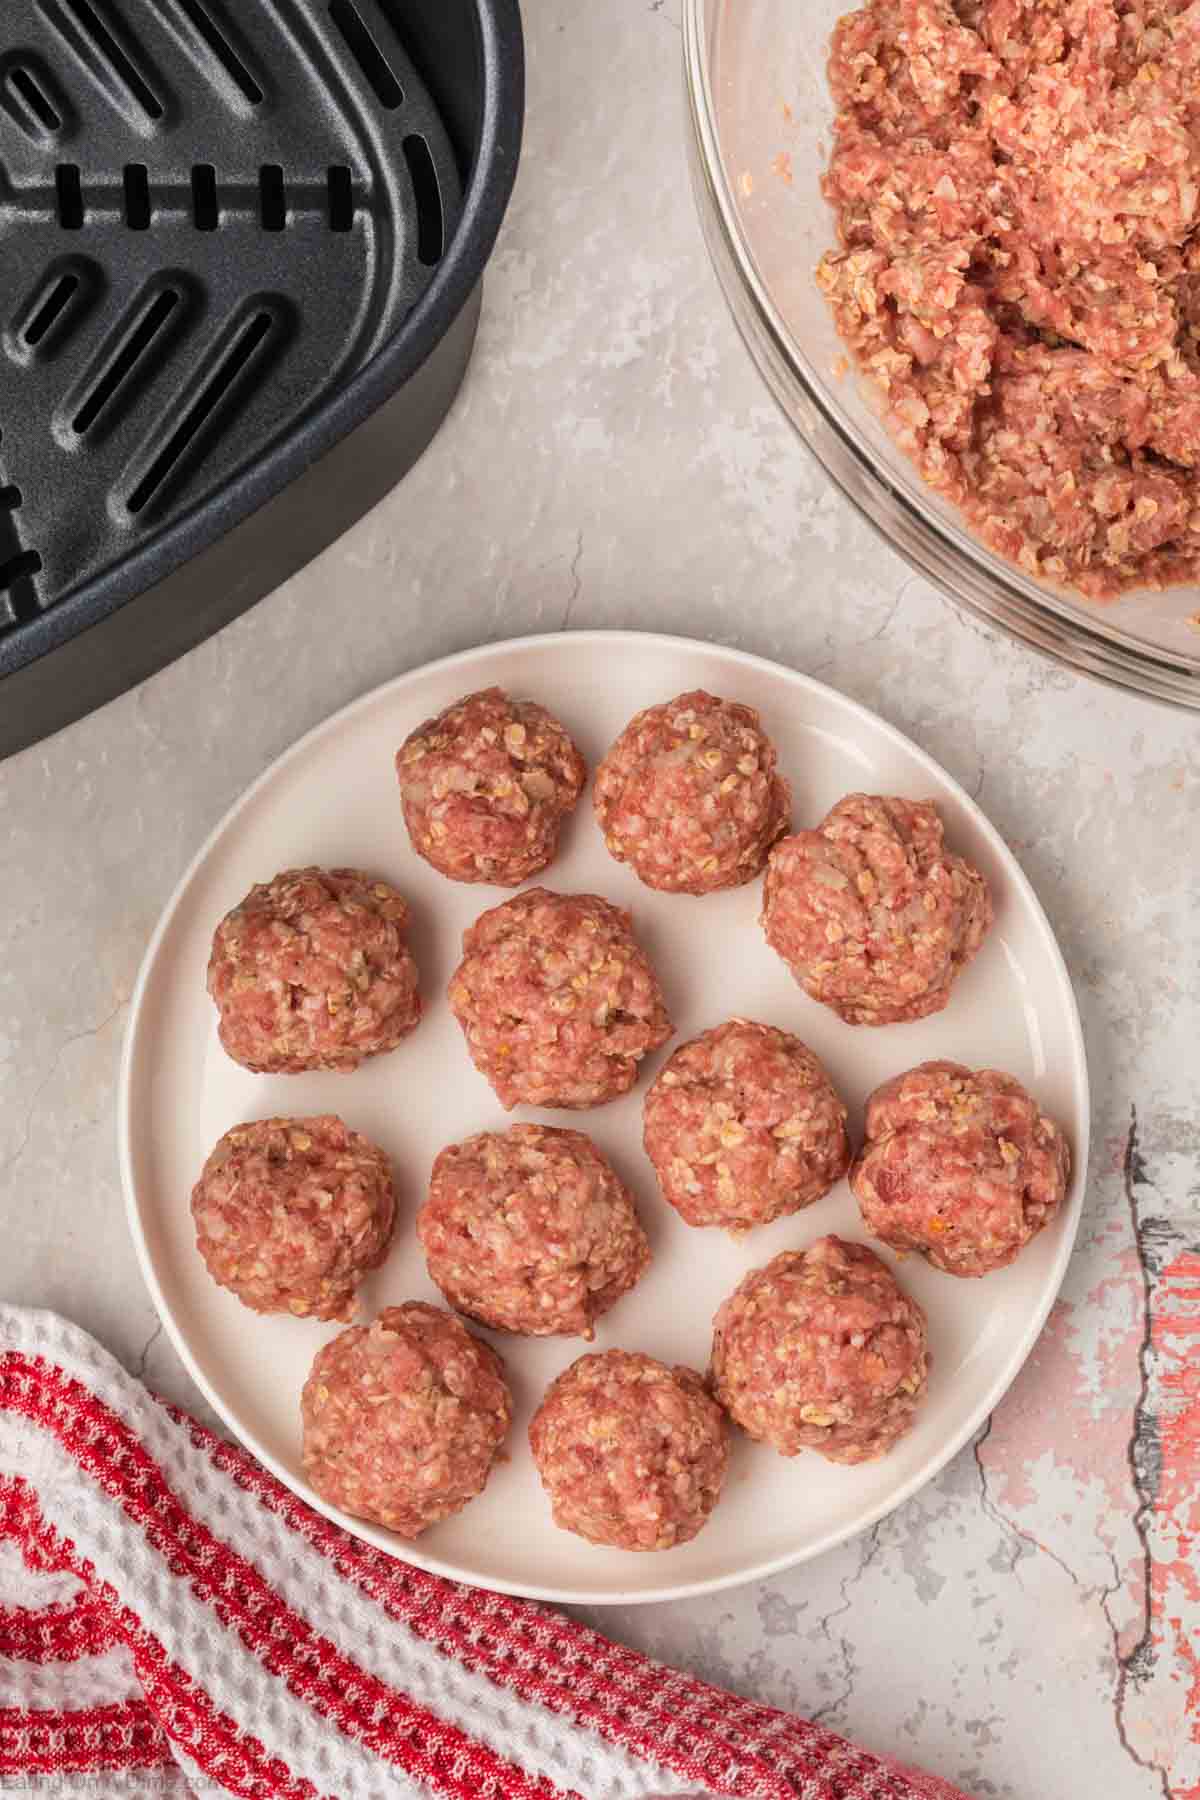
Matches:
[[684, 0, 1200, 710]]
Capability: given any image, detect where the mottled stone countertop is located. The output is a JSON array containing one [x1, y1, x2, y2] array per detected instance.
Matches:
[[2, 3, 1197, 1796]]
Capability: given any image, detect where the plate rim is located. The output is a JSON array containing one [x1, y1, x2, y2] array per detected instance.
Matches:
[[118, 628, 1090, 1606]]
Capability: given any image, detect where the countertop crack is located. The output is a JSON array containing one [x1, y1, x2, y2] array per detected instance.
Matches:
[[561, 530, 585, 630], [863, 580, 908, 648], [810, 1521, 883, 1725], [133, 1320, 163, 1382], [0, 1001, 127, 1184], [1106, 1106, 1173, 1800], [973, 1413, 1084, 1592], [974, 1107, 1176, 1800]]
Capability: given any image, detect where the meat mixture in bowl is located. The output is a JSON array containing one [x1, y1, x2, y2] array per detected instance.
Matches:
[[819, 0, 1200, 597]]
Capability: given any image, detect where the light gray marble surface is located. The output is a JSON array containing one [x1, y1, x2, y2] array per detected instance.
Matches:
[[2, 4, 1197, 1797]]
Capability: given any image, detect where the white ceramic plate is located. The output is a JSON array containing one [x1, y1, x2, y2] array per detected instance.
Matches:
[[120, 631, 1088, 1606]]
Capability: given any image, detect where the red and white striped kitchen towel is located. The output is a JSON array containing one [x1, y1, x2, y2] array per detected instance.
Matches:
[[0, 1308, 968, 1800]]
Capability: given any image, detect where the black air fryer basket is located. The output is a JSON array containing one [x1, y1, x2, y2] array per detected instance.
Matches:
[[0, 0, 524, 757]]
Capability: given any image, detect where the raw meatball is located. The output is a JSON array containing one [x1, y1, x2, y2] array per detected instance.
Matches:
[[594, 691, 791, 894], [710, 1235, 929, 1464], [191, 1115, 396, 1321], [643, 1019, 850, 1231], [762, 795, 992, 1025], [851, 1061, 1071, 1277], [529, 1349, 729, 1550], [419, 1125, 650, 1337], [301, 1303, 511, 1538], [208, 867, 421, 1074], [448, 889, 673, 1110], [396, 687, 586, 886]]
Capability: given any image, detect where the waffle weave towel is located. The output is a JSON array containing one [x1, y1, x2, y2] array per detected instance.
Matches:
[[0, 1307, 968, 1799]]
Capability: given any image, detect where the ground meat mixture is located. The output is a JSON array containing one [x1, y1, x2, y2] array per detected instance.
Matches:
[[191, 1115, 396, 1321], [448, 889, 673, 1110], [300, 1303, 511, 1538], [761, 794, 992, 1025], [208, 867, 421, 1074], [851, 1060, 1070, 1275], [710, 1234, 929, 1463], [594, 691, 791, 894], [396, 687, 586, 886], [418, 1124, 650, 1337], [528, 1349, 729, 1549], [819, 0, 1200, 597], [642, 1019, 851, 1231]]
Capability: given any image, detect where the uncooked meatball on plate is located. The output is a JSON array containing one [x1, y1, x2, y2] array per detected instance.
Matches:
[[447, 888, 673, 1109], [594, 690, 790, 894], [762, 794, 992, 1025], [418, 1123, 650, 1337], [301, 1303, 511, 1538], [396, 687, 586, 886], [207, 867, 421, 1073], [711, 1235, 929, 1464], [851, 1061, 1071, 1277], [643, 1018, 850, 1231], [191, 1115, 396, 1321], [529, 1348, 729, 1550]]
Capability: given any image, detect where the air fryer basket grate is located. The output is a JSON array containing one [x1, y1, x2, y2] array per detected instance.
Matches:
[[0, 0, 465, 639]]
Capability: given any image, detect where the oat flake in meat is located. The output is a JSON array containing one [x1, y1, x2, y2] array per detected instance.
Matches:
[[191, 1115, 396, 1321], [710, 1235, 929, 1464], [852, 1060, 1071, 1277], [419, 1124, 650, 1338], [396, 687, 586, 886], [762, 794, 992, 1025], [208, 867, 421, 1074], [643, 1019, 850, 1231], [301, 1303, 511, 1538], [819, 0, 1200, 597], [594, 691, 791, 895], [448, 888, 673, 1110], [529, 1349, 729, 1550]]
